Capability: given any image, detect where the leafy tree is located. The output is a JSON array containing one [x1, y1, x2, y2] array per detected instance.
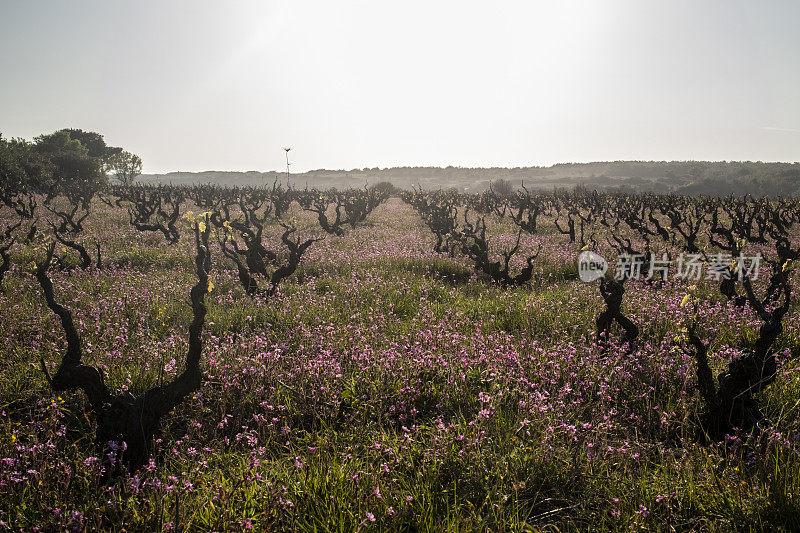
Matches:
[[369, 181, 398, 196], [33, 130, 107, 197], [108, 150, 143, 186], [1, 134, 51, 192], [59, 128, 122, 162], [490, 178, 515, 197]]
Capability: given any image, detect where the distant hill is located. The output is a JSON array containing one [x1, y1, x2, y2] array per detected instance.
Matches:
[[138, 161, 800, 196]]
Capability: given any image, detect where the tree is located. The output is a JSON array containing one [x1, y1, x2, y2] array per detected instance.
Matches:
[[59, 128, 122, 162], [34, 129, 130, 192], [490, 178, 515, 197], [0, 134, 52, 218], [0, 134, 53, 194], [369, 181, 398, 196], [33, 130, 107, 196], [108, 150, 143, 186]]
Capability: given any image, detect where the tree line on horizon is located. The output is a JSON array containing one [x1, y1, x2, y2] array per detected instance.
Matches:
[[4, 128, 799, 197], [137, 160, 800, 197]]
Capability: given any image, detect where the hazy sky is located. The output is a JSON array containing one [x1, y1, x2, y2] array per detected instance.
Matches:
[[1, 1, 799, 173]]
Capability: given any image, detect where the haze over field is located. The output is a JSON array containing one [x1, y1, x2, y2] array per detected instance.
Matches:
[[2, 0, 799, 176]]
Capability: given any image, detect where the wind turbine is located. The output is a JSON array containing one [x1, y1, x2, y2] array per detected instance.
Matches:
[[283, 147, 292, 184]]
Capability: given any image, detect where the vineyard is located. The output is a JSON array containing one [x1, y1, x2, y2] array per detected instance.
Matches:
[[2, 182, 800, 530]]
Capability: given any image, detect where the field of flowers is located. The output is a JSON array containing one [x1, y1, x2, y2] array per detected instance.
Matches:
[[1, 196, 800, 531]]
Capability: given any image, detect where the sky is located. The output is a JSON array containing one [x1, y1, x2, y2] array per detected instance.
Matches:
[[1, 0, 799, 174]]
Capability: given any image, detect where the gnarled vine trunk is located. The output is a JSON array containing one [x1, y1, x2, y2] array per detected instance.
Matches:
[[37, 220, 212, 478]]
